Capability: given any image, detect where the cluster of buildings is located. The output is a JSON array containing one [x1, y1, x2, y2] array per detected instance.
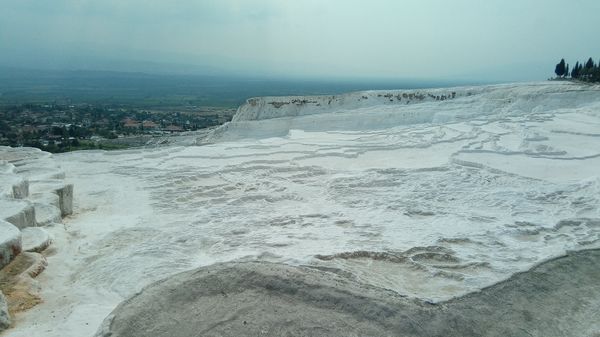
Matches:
[[121, 118, 185, 133]]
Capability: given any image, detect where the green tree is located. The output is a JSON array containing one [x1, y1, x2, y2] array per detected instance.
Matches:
[[572, 62, 581, 79], [585, 57, 595, 69], [555, 59, 566, 77]]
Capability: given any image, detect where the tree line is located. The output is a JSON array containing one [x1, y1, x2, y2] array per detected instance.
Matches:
[[555, 57, 600, 82]]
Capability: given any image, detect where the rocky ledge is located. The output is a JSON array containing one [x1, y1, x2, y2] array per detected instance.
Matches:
[[0, 146, 73, 332]]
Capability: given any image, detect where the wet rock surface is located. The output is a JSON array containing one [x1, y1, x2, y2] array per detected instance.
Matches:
[[98, 249, 600, 337]]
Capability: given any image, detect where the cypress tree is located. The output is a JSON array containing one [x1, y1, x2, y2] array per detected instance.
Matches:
[[593, 60, 600, 82], [572, 62, 580, 79], [555, 59, 566, 77], [552, 58, 599, 82], [585, 57, 594, 69]]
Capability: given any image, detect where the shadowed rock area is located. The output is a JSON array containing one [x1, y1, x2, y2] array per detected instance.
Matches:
[[96, 249, 600, 337]]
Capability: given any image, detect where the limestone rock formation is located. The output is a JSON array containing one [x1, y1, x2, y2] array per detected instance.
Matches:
[[0, 200, 36, 229], [30, 181, 73, 217], [1, 146, 72, 230], [0, 221, 21, 270], [32, 203, 62, 227], [0, 146, 71, 331], [0, 252, 47, 320], [0, 175, 28, 200], [97, 249, 600, 337], [21, 228, 52, 253]]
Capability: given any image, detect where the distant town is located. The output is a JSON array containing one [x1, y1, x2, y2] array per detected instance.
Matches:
[[0, 103, 236, 152]]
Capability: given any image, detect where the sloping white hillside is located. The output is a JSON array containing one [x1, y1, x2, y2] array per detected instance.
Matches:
[[208, 81, 600, 141], [2, 81, 600, 337]]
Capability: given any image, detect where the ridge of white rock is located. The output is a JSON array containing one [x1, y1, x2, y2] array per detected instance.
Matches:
[[207, 82, 600, 142], [0, 147, 73, 224], [0, 146, 73, 332]]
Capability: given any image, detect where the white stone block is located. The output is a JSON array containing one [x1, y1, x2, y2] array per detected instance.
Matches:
[[33, 203, 62, 226], [0, 200, 36, 229], [0, 220, 21, 270], [21, 227, 52, 253], [30, 181, 73, 217]]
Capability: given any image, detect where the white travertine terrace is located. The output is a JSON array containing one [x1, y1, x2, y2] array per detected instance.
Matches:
[[0, 146, 71, 331], [1, 81, 600, 337], [0, 220, 21, 270], [21, 227, 52, 253]]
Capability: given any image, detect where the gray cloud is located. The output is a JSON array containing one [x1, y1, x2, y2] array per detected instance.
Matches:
[[1, 0, 599, 81]]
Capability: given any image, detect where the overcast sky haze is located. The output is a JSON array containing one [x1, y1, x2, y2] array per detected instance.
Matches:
[[2, 0, 600, 82]]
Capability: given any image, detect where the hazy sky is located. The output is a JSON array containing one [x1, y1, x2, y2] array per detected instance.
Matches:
[[2, 0, 599, 81]]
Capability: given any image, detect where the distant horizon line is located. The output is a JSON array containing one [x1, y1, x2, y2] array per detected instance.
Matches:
[[0, 64, 520, 86]]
